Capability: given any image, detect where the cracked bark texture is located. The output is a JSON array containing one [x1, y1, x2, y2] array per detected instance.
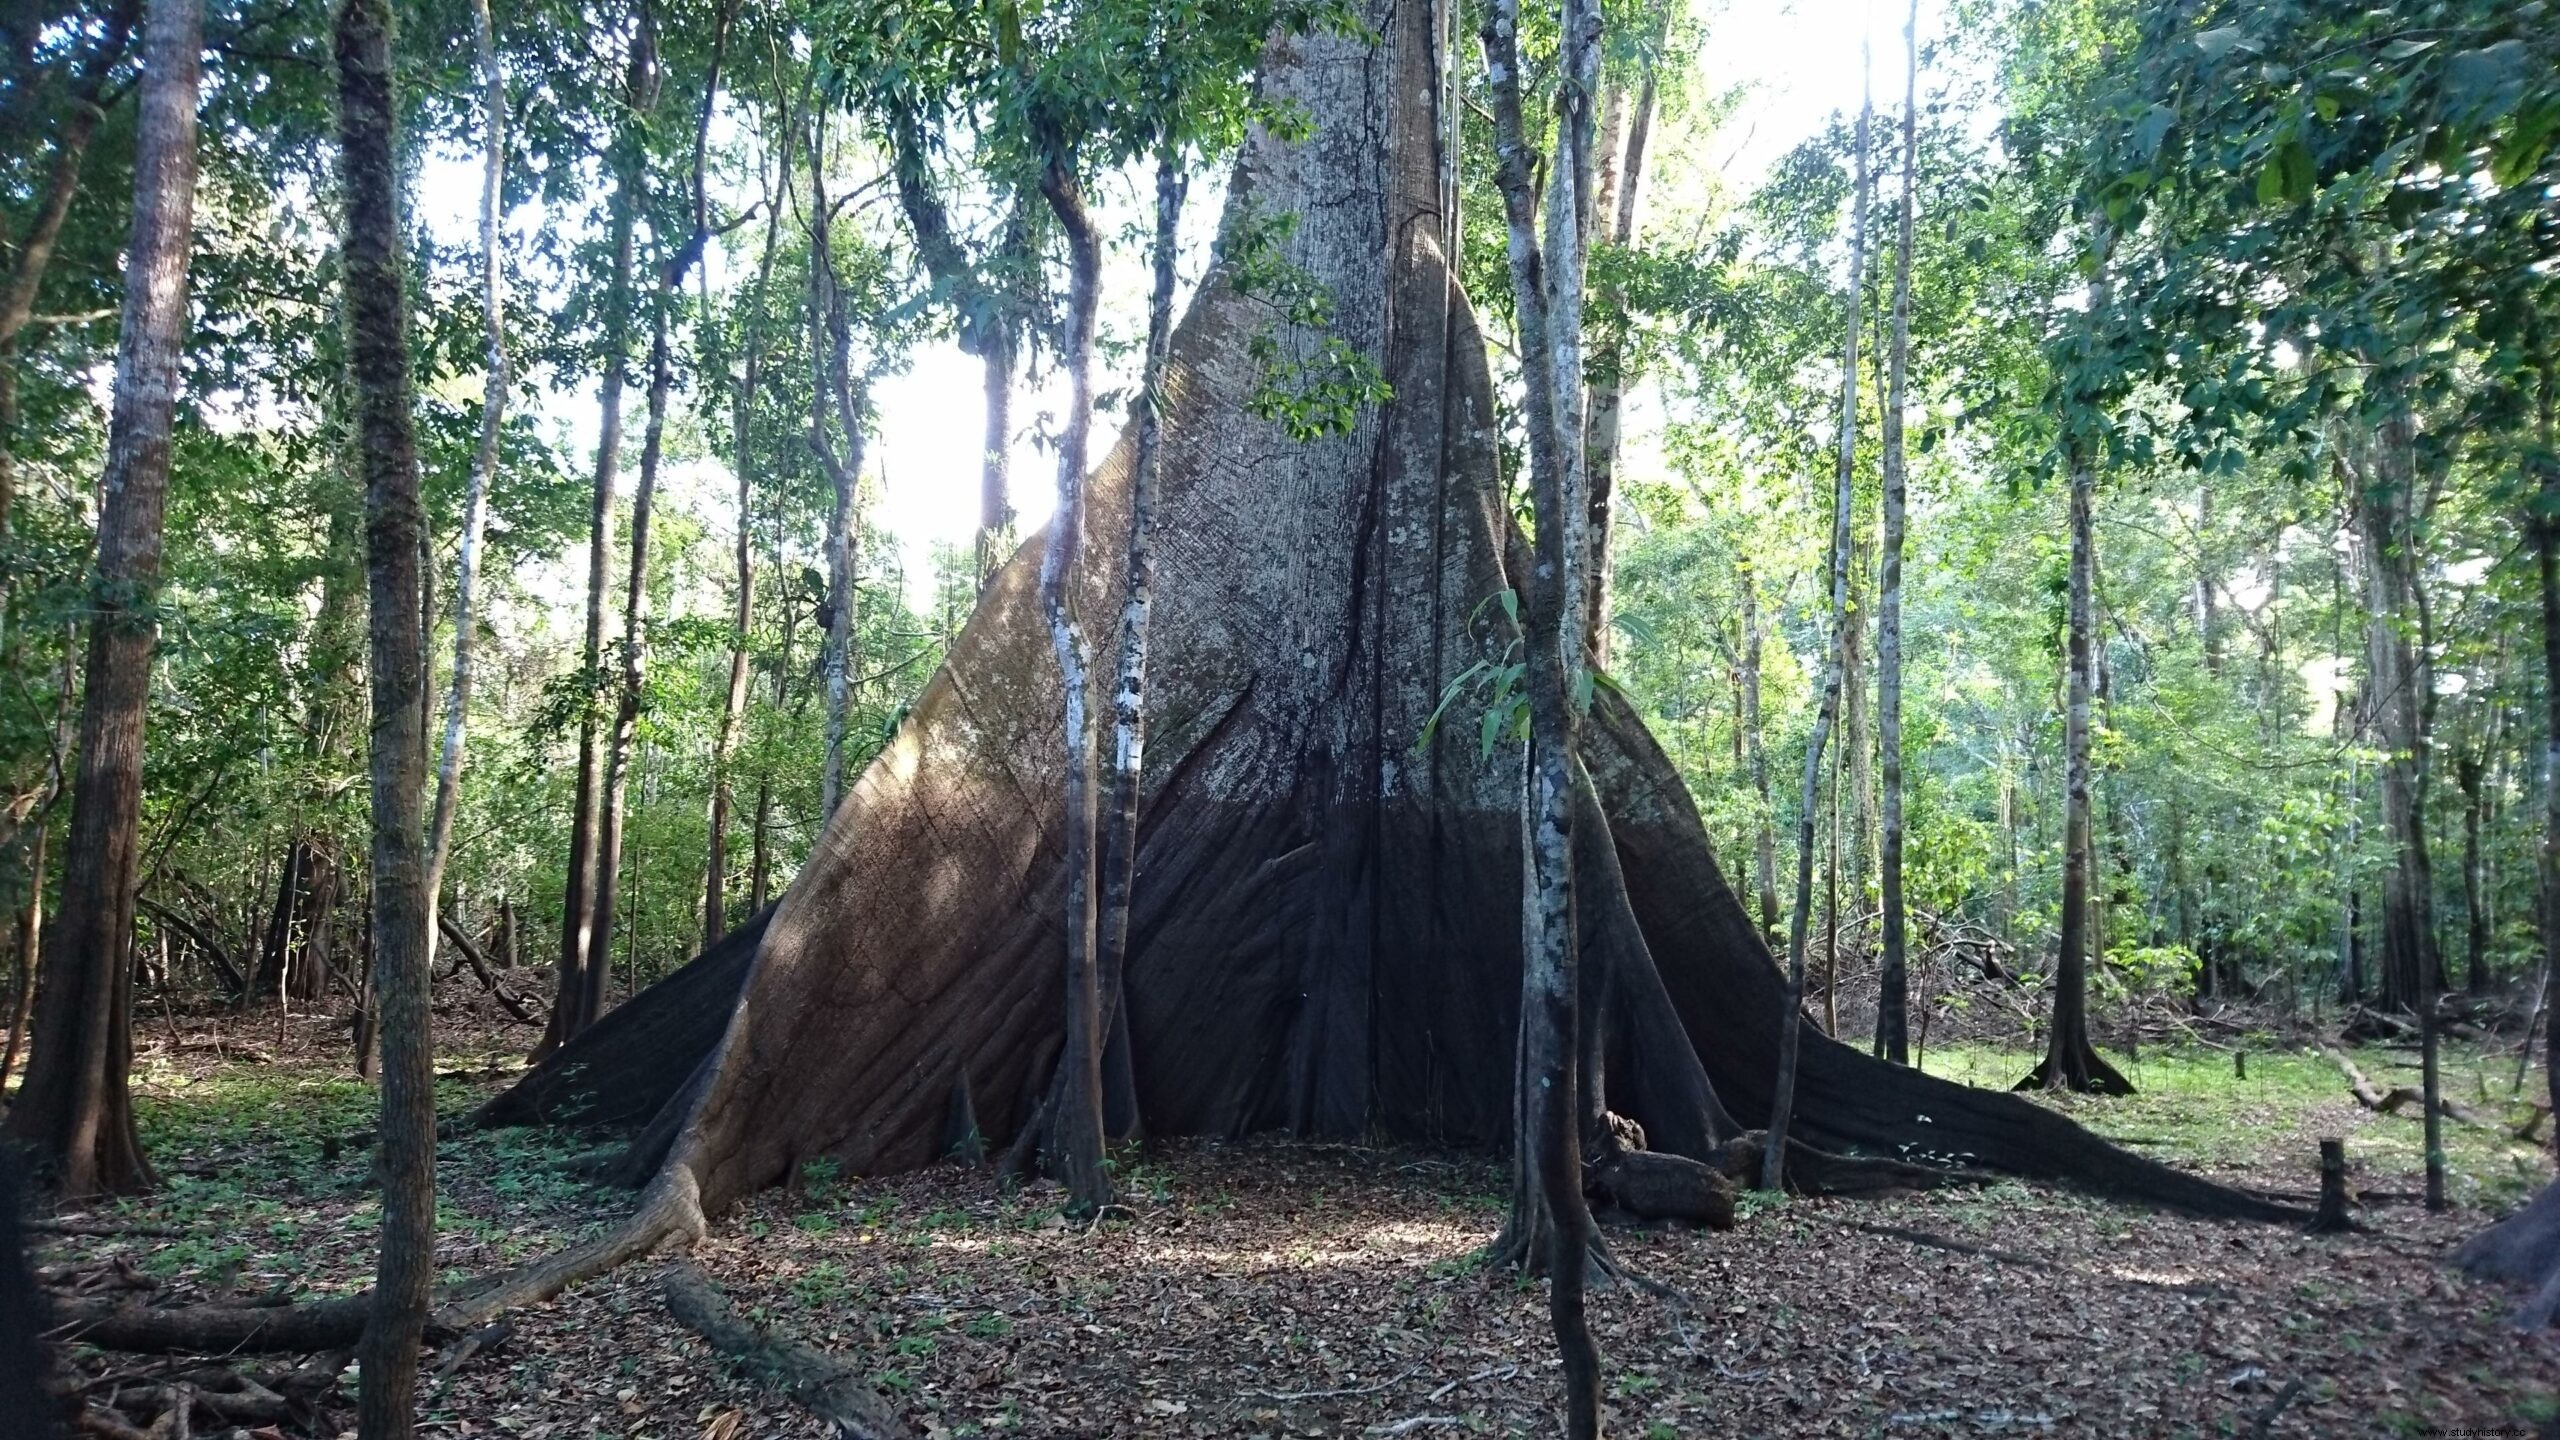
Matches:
[[489, 0, 2294, 1229]]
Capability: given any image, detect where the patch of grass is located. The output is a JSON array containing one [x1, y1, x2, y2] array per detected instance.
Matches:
[[1918, 1039, 2537, 1204]]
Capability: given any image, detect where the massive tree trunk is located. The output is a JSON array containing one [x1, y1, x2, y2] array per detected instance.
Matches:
[[476, 0, 2296, 1252], [1873, 0, 1918, 1065], [4, 0, 196, 1199], [333, 0, 434, 1423]]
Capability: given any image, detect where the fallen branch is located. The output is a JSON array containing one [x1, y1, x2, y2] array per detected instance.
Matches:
[[438, 914, 545, 1025], [27, 1218, 183, 1239], [51, 1173, 705, 1354], [2328, 1048, 2489, 1127], [661, 1260, 911, 1439]]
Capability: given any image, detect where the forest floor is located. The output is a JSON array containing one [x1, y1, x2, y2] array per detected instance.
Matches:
[[29, 997, 2560, 1439]]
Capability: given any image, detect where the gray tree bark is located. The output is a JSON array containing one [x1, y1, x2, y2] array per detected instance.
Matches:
[[1766, 58, 1873, 1188]]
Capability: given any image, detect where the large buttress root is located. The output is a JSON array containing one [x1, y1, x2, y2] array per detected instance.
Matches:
[[485, 0, 2287, 1235], [2456, 1180, 2560, 1329]]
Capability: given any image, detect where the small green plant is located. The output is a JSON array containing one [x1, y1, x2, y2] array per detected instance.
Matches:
[[799, 1156, 844, 1205]]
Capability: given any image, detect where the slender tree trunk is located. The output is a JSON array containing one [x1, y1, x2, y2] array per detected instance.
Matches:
[[2019, 376, 2131, 1096], [333, 0, 434, 1428], [1035, 153, 1111, 1218], [1741, 561, 1779, 947], [4, 0, 197, 1199], [593, 9, 725, 1019], [0, 2, 135, 568], [0, 815, 47, 1092], [1767, 54, 1873, 1190], [1484, 0, 1605, 1427], [545, 29, 653, 1055], [1822, 734, 1841, 1034], [807, 123, 865, 824], [1873, 0, 1918, 1063], [2460, 747, 2491, 996], [425, 0, 507, 940], [707, 114, 788, 951], [1580, 53, 1654, 666], [1092, 145, 1185, 1138], [2529, 362, 2560, 1143]]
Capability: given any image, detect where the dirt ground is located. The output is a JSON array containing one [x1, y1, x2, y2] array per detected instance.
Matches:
[[28, 997, 2560, 1438]]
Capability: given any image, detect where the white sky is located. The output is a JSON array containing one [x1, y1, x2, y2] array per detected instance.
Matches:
[[415, 0, 1932, 608]]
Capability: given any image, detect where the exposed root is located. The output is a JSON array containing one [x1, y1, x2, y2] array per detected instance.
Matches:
[[47, 1169, 706, 1355], [2454, 1178, 2560, 1330], [1707, 1131, 2001, 1199], [1588, 1148, 1735, 1231], [661, 1259, 912, 1439], [2013, 1041, 2136, 1096]]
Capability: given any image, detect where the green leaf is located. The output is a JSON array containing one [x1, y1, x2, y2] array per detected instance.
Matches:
[[2192, 25, 2246, 62]]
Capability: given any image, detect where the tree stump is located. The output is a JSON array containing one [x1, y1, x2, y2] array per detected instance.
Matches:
[[2308, 1138, 2354, 1234]]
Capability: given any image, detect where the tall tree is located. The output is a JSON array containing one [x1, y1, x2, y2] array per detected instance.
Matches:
[[590, 0, 730, 1014], [0, 1, 136, 567], [806, 115, 867, 826], [2017, 229, 2131, 1097], [1093, 141, 1185, 1143], [1872, 0, 1919, 1064], [1765, 53, 1873, 1189], [1482, 0, 1607, 1425], [1034, 141, 1111, 1218], [706, 104, 789, 949], [333, 0, 434, 1423], [1581, 7, 1663, 666], [3, 0, 197, 1199], [544, 17, 656, 1054], [426, 0, 508, 932], [1741, 558, 1779, 947]]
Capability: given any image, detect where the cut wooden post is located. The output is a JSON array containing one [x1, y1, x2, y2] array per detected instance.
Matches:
[[2309, 1138, 2354, 1234]]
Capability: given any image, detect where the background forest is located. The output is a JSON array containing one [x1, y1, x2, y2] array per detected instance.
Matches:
[[3, 0, 2558, 1431], [3, 0, 2548, 1076]]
